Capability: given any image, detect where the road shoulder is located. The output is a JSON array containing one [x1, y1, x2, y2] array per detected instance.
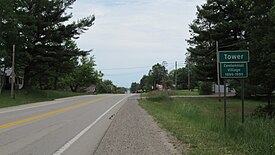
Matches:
[[95, 96, 180, 155]]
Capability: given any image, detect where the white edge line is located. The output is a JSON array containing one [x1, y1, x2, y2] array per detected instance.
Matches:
[[52, 95, 131, 155]]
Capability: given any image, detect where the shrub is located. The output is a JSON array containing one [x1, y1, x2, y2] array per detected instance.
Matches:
[[146, 91, 172, 102], [253, 104, 275, 118], [198, 81, 212, 95]]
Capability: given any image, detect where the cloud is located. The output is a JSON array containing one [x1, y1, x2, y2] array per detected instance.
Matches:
[[70, 0, 205, 87]]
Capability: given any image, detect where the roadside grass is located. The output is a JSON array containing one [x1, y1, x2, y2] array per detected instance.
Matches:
[[142, 89, 199, 98], [170, 89, 199, 96], [139, 97, 275, 155], [0, 90, 88, 108]]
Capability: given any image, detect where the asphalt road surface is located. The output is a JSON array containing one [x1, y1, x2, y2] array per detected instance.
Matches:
[[0, 94, 132, 155]]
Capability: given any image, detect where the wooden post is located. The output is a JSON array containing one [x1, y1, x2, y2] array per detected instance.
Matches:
[[175, 61, 177, 89], [216, 41, 221, 101], [11, 45, 15, 99]]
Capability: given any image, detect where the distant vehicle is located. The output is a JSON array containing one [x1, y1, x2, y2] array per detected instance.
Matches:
[[135, 90, 143, 93]]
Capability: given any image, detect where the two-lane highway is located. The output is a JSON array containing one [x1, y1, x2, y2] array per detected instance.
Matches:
[[0, 94, 132, 155]]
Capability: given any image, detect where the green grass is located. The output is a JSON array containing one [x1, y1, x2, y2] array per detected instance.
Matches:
[[142, 89, 199, 98], [139, 97, 275, 155], [169, 89, 199, 96], [0, 90, 88, 108]]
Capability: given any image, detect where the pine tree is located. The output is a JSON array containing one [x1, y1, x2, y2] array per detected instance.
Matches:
[[1, 0, 95, 89], [187, 0, 275, 105]]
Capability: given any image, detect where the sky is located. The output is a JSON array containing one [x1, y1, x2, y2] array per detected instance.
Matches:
[[70, 0, 206, 88]]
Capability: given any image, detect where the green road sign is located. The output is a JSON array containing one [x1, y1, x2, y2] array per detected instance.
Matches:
[[219, 50, 249, 63], [220, 63, 248, 78]]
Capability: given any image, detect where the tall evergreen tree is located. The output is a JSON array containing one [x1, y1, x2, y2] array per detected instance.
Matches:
[[0, 0, 95, 89], [245, 0, 275, 105], [187, 0, 275, 105], [188, 0, 249, 82]]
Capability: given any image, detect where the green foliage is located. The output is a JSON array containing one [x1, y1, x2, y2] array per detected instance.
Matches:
[[148, 63, 167, 88], [170, 89, 199, 96], [96, 80, 117, 94], [145, 91, 173, 102], [140, 98, 274, 155], [130, 82, 140, 93], [229, 80, 266, 97], [60, 56, 102, 92], [187, 0, 275, 105], [137, 63, 172, 92], [198, 81, 212, 95], [139, 75, 152, 92], [169, 66, 197, 90], [0, 0, 95, 89], [115, 87, 127, 94], [138, 63, 199, 92], [142, 89, 199, 98], [253, 104, 275, 118]]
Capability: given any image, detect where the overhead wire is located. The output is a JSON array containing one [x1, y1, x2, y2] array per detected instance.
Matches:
[[101, 66, 152, 71], [100, 62, 175, 71], [101, 62, 180, 77]]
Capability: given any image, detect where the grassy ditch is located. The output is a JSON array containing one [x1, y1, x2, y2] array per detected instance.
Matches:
[[142, 89, 199, 98], [139, 96, 275, 155], [171, 89, 199, 96], [0, 90, 88, 108]]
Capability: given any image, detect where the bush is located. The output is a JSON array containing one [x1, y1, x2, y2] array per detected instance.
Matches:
[[253, 104, 275, 118], [198, 81, 212, 95], [146, 91, 173, 102]]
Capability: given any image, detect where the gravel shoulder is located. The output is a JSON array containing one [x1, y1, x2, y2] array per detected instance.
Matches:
[[94, 96, 180, 155]]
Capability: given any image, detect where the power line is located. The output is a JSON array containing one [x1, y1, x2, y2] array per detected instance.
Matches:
[[104, 71, 147, 77], [219, 40, 249, 49], [101, 66, 152, 71], [100, 62, 176, 71], [168, 65, 175, 71]]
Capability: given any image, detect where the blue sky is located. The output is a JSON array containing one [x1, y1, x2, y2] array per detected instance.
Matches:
[[70, 0, 205, 88]]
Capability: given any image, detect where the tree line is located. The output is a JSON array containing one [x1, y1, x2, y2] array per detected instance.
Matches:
[[130, 63, 197, 93], [187, 0, 275, 106], [132, 0, 274, 110], [0, 0, 121, 93]]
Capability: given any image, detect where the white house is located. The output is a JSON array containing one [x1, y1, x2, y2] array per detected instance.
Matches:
[[213, 83, 236, 93], [0, 68, 24, 90]]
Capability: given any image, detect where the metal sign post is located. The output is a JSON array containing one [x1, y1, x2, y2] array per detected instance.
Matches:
[[218, 50, 249, 127], [224, 79, 227, 128], [241, 79, 245, 123]]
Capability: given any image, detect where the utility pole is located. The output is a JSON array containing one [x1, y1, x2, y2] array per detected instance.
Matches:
[[216, 41, 221, 101], [162, 61, 168, 89], [11, 44, 15, 99], [175, 61, 177, 89], [188, 61, 191, 91], [224, 79, 227, 128]]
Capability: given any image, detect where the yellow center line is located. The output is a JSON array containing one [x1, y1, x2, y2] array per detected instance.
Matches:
[[0, 96, 112, 129]]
